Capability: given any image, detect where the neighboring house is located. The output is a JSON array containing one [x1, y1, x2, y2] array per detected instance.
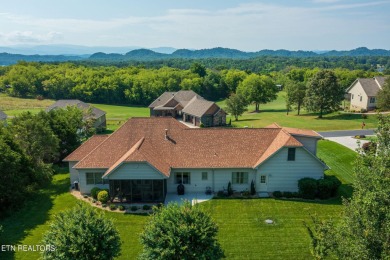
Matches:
[[346, 76, 386, 111], [0, 110, 7, 125], [149, 90, 226, 127], [64, 118, 327, 203], [46, 100, 106, 130]]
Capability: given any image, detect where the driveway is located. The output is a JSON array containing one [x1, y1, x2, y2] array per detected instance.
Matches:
[[319, 129, 373, 151]]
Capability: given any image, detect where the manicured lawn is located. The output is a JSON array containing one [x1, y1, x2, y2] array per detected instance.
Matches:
[[217, 92, 378, 131], [0, 140, 356, 260]]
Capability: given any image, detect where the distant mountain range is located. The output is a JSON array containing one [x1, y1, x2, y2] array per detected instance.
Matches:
[[1, 46, 390, 65]]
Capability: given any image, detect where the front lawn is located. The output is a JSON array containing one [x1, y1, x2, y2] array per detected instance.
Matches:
[[0, 140, 355, 259]]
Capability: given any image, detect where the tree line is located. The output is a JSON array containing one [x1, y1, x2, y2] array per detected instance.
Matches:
[[0, 61, 383, 107], [0, 107, 94, 215]]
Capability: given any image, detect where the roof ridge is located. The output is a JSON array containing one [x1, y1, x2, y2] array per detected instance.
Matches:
[[72, 135, 110, 167]]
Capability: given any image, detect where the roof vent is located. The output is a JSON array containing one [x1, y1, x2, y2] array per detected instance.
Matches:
[[165, 129, 168, 140]]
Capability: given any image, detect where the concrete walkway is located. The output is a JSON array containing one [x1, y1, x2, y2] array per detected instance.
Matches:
[[165, 193, 213, 205]]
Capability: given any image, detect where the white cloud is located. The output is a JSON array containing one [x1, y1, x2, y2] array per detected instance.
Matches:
[[0, 31, 63, 44]]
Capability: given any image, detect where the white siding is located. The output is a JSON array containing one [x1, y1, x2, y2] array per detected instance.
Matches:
[[107, 163, 165, 180], [348, 82, 369, 111], [166, 168, 255, 193], [292, 136, 318, 155], [257, 147, 324, 192], [78, 169, 108, 194], [69, 161, 79, 186]]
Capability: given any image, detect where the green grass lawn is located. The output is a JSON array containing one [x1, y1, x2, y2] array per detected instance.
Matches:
[[218, 92, 378, 131], [0, 140, 355, 260]]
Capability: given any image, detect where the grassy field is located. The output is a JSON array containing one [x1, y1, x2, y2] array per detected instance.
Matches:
[[1, 92, 378, 131], [0, 140, 355, 260]]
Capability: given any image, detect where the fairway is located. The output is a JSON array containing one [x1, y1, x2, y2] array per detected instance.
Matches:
[[0, 140, 355, 260]]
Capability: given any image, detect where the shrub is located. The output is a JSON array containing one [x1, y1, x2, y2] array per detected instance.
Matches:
[[131, 206, 138, 211], [324, 175, 341, 197], [283, 191, 294, 198], [250, 180, 256, 195], [118, 205, 126, 211], [199, 122, 205, 128], [317, 178, 334, 199], [92, 199, 96, 203], [97, 190, 109, 204], [292, 192, 300, 198], [242, 190, 251, 197], [362, 142, 376, 153], [216, 190, 226, 197], [83, 195, 88, 198], [298, 178, 317, 199], [102, 204, 107, 208], [109, 204, 117, 211], [91, 187, 101, 200], [227, 181, 233, 196], [41, 202, 121, 260], [273, 191, 282, 198], [143, 205, 151, 211], [139, 201, 224, 259]]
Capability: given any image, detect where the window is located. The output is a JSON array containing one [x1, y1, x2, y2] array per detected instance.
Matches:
[[351, 94, 354, 99], [360, 96, 362, 102], [287, 148, 296, 161], [175, 172, 191, 184], [86, 172, 104, 185], [202, 172, 208, 180], [232, 172, 248, 184], [370, 97, 376, 103], [260, 175, 266, 183]]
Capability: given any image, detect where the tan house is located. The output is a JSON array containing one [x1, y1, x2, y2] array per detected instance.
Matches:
[[346, 76, 386, 111], [149, 90, 226, 127], [46, 99, 106, 130], [64, 118, 327, 203]]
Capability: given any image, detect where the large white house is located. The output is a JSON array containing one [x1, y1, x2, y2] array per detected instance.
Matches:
[[64, 118, 327, 203]]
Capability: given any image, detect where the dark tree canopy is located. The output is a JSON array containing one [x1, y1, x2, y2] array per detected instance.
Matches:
[[377, 77, 390, 111], [139, 201, 224, 260], [305, 70, 344, 118]]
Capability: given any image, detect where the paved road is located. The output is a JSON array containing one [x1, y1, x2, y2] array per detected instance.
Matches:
[[318, 129, 375, 137]]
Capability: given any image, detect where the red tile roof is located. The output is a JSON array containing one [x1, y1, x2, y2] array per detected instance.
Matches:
[[68, 118, 321, 177]]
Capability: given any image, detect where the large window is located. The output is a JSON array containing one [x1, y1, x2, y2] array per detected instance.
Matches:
[[232, 172, 248, 184], [175, 172, 191, 184], [86, 172, 104, 185], [288, 148, 296, 161]]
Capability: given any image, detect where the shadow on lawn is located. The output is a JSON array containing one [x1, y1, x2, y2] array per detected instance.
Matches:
[[317, 113, 366, 121], [0, 176, 69, 260]]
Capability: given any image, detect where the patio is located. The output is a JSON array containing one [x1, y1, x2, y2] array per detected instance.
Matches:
[[164, 192, 214, 205]]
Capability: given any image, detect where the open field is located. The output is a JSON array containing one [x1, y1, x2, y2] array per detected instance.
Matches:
[[0, 92, 378, 131], [0, 140, 354, 260], [217, 92, 378, 131]]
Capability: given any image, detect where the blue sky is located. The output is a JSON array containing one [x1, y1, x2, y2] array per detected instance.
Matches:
[[0, 0, 389, 50]]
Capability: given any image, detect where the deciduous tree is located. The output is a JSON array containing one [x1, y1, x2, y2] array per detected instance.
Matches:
[[305, 70, 344, 118], [225, 93, 247, 120], [377, 77, 390, 111]]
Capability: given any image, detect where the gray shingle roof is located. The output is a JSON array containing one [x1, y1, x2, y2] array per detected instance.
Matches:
[[46, 100, 106, 119], [347, 76, 387, 97], [181, 96, 216, 117], [0, 110, 7, 120], [148, 90, 200, 108]]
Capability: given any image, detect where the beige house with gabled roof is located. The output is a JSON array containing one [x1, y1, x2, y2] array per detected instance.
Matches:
[[149, 90, 226, 127], [64, 117, 327, 203], [346, 76, 386, 111]]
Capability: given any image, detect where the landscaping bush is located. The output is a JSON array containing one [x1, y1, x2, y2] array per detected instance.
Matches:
[[324, 175, 341, 197], [317, 178, 334, 199], [283, 191, 294, 198], [91, 187, 101, 199], [273, 191, 282, 198], [143, 205, 151, 211], [101, 204, 107, 208], [362, 142, 376, 153], [227, 181, 233, 196], [92, 199, 96, 203], [242, 190, 251, 197], [250, 180, 256, 195], [118, 205, 126, 211], [298, 178, 317, 199], [109, 204, 117, 211], [216, 190, 226, 197], [97, 190, 109, 204], [131, 206, 138, 211]]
